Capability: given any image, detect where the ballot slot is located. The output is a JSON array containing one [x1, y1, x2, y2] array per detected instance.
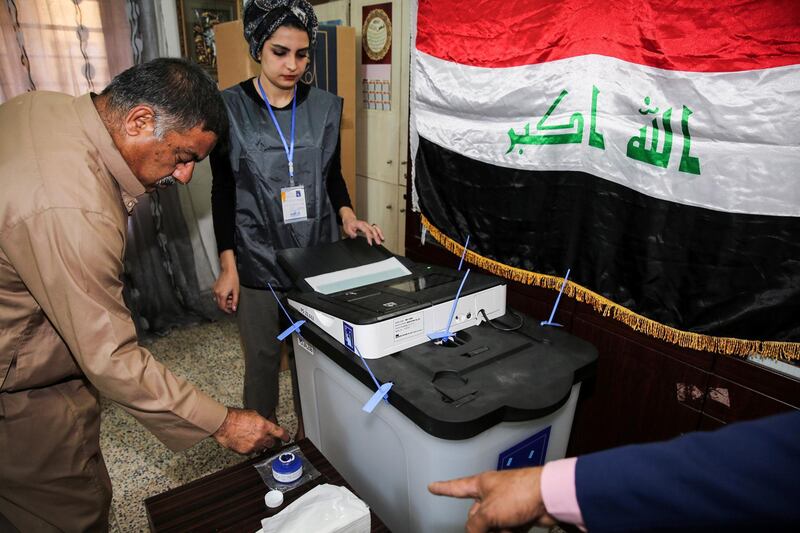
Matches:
[[385, 273, 457, 293], [335, 288, 382, 302], [431, 370, 477, 405], [346, 292, 416, 314], [326, 287, 417, 314], [320, 270, 465, 319], [429, 329, 470, 348]]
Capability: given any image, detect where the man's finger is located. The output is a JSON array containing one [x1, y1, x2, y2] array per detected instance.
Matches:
[[271, 424, 290, 442], [465, 506, 491, 533], [468, 500, 481, 517], [428, 476, 481, 499]]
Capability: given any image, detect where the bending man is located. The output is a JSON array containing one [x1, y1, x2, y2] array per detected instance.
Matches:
[[0, 58, 289, 531]]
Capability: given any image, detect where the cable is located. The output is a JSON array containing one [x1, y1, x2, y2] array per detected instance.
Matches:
[[479, 308, 523, 332]]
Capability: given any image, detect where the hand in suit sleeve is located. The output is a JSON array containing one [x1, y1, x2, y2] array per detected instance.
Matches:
[[576, 410, 800, 532], [428, 467, 557, 532]]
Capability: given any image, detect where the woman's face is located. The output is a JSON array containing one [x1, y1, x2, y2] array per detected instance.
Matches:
[[259, 25, 310, 91]]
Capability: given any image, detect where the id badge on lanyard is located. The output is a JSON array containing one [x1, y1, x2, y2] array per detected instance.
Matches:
[[258, 79, 308, 224], [281, 185, 307, 223]]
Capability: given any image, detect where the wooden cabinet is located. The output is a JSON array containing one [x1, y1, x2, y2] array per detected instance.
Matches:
[[563, 309, 797, 454], [702, 357, 800, 424], [350, 0, 411, 255], [356, 176, 407, 254], [396, 183, 407, 254], [566, 313, 712, 455]]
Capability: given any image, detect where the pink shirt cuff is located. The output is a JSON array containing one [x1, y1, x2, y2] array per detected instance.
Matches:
[[541, 457, 586, 531]]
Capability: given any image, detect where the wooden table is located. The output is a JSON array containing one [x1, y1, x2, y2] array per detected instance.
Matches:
[[145, 438, 389, 532]]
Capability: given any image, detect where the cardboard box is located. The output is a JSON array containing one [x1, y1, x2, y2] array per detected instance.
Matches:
[[214, 20, 260, 90], [339, 26, 357, 210]]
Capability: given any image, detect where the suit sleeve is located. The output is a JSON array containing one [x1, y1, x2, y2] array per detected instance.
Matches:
[[3, 208, 228, 451], [575, 410, 800, 532]]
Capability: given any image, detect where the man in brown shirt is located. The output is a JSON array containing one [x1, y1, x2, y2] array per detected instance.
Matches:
[[0, 58, 289, 531]]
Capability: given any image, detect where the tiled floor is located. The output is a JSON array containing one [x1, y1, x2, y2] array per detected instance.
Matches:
[[100, 318, 298, 532]]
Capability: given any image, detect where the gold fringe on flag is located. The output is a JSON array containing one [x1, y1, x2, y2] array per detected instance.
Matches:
[[421, 215, 800, 361]]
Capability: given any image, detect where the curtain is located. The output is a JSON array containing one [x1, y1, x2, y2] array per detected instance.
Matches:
[[1, 0, 132, 99], [123, 0, 222, 336]]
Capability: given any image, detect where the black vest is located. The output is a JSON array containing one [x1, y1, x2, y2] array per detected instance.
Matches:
[[221, 84, 342, 289]]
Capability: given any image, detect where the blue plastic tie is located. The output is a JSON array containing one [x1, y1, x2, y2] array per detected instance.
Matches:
[[428, 268, 470, 341], [353, 345, 392, 410], [457, 235, 471, 271], [268, 282, 305, 340], [277, 320, 305, 341], [541, 268, 571, 327], [363, 382, 393, 413]]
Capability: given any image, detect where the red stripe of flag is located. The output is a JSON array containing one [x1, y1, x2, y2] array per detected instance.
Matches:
[[416, 0, 800, 72]]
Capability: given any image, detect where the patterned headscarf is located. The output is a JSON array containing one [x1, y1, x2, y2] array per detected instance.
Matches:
[[243, 0, 318, 63]]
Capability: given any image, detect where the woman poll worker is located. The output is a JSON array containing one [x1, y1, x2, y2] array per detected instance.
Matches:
[[210, 0, 383, 435]]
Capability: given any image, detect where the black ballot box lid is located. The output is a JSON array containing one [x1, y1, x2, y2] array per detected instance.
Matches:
[[293, 306, 598, 440]]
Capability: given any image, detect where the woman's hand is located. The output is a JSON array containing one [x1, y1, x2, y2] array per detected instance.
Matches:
[[340, 206, 384, 245], [214, 250, 240, 313]]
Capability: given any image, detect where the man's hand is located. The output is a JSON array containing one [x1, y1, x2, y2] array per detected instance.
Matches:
[[212, 407, 290, 454], [213, 250, 239, 313], [428, 467, 557, 533], [340, 206, 384, 245]]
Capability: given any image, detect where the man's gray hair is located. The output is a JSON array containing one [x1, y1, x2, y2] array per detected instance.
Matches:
[[101, 58, 228, 139]]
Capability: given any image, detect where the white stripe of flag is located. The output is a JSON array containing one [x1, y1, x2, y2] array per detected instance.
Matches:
[[413, 51, 800, 217]]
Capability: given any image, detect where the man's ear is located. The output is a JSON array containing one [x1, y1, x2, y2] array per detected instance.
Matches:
[[123, 105, 156, 137]]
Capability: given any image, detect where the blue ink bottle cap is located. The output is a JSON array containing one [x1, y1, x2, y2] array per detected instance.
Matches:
[[272, 452, 303, 483]]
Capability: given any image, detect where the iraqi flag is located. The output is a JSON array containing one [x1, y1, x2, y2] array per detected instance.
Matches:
[[410, 0, 800, 358]]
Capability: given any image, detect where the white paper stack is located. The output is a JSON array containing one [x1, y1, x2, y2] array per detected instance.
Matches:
[[305, 257, 411, 294], [258, 484, 371, 533]]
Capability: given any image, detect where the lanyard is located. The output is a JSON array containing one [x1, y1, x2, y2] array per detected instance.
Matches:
[[257, 78, 297, 184]]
